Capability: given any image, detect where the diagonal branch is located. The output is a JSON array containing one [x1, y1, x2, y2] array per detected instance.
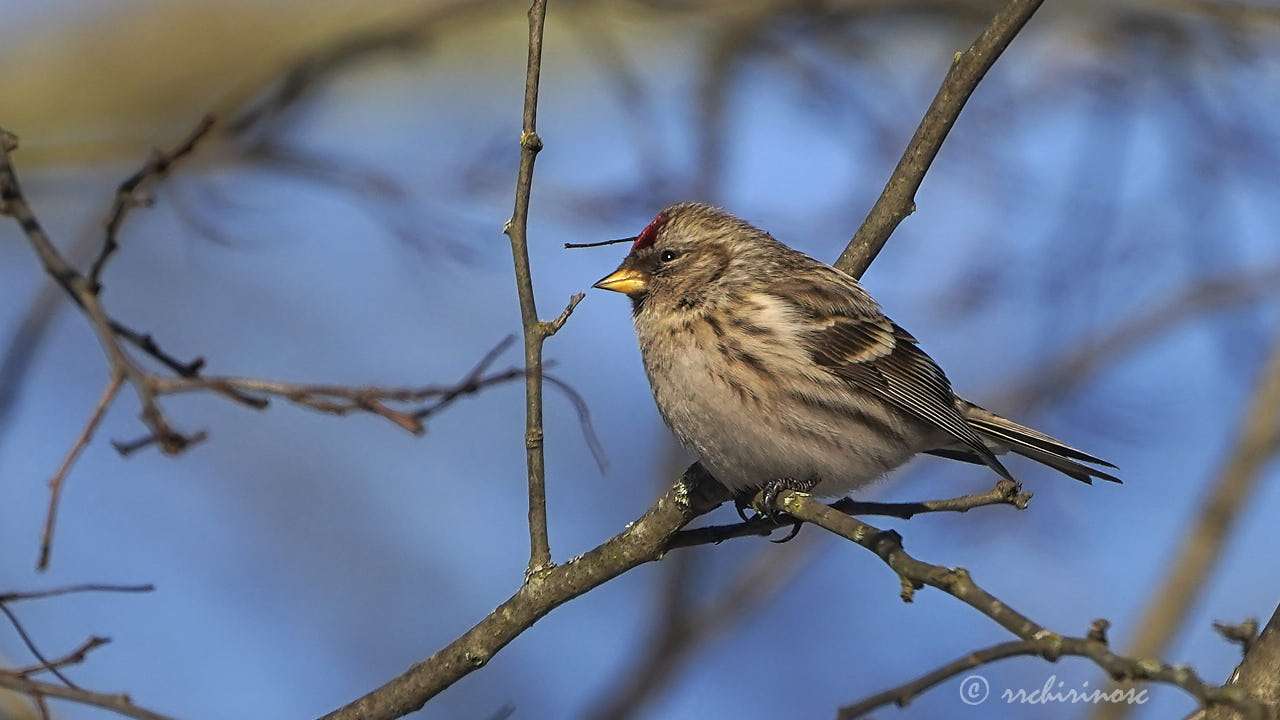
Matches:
[[834, 0, 1046, 279], [316, 465, 732, 720], [775, 492, 1273, 720]]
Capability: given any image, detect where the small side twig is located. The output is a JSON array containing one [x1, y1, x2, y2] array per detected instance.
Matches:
[[90, 115, 217, 286], [38, 371, 125, 571], [1214, 618, 1260, 657], [16, 636, 111, 678]]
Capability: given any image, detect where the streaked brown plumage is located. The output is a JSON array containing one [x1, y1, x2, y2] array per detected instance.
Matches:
[[594, 202, 1118, 499]]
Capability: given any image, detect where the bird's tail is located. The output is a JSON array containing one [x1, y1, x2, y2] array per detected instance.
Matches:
[[954, 399, 1120, 485]]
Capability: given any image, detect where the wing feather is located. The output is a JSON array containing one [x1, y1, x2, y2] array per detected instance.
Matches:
[[770, 270, 1014, 481]]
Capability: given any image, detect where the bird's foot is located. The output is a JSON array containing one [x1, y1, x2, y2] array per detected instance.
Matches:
[[734, 477, 816, 543]]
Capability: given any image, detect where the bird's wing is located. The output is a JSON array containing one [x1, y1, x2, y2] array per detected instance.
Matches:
[[772, 268, 1014, 481]]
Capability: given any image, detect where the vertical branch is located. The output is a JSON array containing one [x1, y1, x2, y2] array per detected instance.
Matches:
[[503, 0, 581, 576], [833, 0, 1046, 279]]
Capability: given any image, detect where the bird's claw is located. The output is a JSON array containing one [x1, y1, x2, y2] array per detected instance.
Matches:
[[733, 479, 809, 543]]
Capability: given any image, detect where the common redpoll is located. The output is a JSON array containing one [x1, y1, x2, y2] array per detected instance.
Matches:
[[592, 202, 1118, 502]]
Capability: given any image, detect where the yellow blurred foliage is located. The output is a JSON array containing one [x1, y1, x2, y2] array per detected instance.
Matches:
[[0, 0, 445, 165]]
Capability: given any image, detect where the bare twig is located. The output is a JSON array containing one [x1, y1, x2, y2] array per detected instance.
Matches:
[[0, 673, 174, 720], [833, 0, 1046, 278], [773, 492, 1272, 720], [666, 480, 1030, 550], [543, 373, 608, 474], [830, 478, 1032, 518], [4, 126, 530, 479], [0, 604, 79, 690], [90, 115, 216, 286], [38, 371, 125, 571], [0, 584, 155, 602], [0, 585, 159, 717], [15, 636, 110, 678]]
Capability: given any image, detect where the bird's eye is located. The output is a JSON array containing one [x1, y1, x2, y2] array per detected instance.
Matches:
[[659, 250, 678, 263]]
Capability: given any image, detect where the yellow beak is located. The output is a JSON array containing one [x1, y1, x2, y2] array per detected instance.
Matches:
[[593, 268, 648, 295]]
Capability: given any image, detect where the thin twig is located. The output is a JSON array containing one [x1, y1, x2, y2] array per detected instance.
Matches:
[[39, 371, 125, 571], [0, 673, 175, 720], [0, 584, 155, 602], [543, 373, 608, 474], [89, 115, 217, 286], [16, 636, 111, 677], [0, 603, 79, 690], [833, 0, 1046, 279], [666, 480, 1030, 550]]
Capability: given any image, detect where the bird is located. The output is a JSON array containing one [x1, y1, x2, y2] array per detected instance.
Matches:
[[590, 202, 1118, 509]]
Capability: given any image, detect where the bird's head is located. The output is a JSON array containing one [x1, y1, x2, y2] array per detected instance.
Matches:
[[593, 202, 764, 311]]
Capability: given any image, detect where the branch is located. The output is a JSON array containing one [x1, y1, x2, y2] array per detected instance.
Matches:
[[833, 0, 1046, 278], [15, 636, 110, 677], [0, 584, 159, 718], [0, 673, 175, 720], [666, 479, 1030, 550], [316, 465, 732, 720], [89, 115, 216, 286], [772, 492, 1273, 720], [502, 0, 583, 576]]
